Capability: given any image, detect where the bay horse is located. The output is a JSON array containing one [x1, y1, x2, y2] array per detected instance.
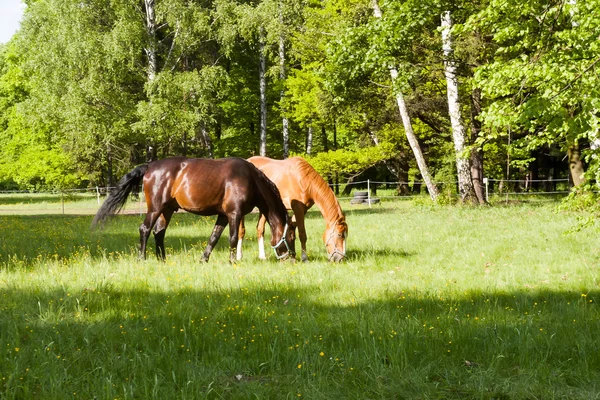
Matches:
[[239, 156, 348, 262], [92, 157, 296, 263]]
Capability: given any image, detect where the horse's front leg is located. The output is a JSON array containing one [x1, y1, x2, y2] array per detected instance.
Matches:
[[291, 205, 308, 262], [202, 214, 228, 262], [139, 211, 161, 260], [256, 214, 267, 260]]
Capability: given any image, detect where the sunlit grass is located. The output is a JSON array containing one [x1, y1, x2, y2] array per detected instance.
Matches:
[[1, 200, 599, 398]]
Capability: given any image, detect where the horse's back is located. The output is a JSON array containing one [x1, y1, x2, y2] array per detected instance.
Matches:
[[144, 157, 255, 215], [247, 156, 317, 209]]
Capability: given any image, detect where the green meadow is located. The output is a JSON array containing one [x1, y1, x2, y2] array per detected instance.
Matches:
[[1, 198, 599, 399]]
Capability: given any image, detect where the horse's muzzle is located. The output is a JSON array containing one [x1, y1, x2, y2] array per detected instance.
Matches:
[[328, 250, 345, 263]]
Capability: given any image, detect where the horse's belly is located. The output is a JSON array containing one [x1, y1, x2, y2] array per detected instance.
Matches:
[[179, 202, 221, 216]]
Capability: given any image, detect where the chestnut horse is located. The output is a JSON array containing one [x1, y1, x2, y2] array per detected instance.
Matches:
[[93, 157, 295, 263], [239, 156, 348, 262]]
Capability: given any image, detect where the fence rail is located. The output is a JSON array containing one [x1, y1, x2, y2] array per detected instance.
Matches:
[[0, 178, 574, 214]]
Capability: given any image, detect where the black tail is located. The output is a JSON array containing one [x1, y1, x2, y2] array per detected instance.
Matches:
[[92, 164, 149, 228]]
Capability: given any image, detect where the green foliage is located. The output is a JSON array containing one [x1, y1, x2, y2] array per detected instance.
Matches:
[[464, 0, 600, 179], [303, 142, 395, 179], [0, 0, 598, 195]]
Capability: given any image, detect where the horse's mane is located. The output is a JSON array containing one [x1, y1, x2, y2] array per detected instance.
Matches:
[[294, 157, 344, 221]]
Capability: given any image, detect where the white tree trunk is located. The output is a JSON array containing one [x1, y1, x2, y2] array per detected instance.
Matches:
[[144, 0, 157, 82], [259, 27, 267, 157], [279, 3, 290, 158], [441, 10, 477, 203], [200, 124, 213, 158], [306, 125, 313, 155], [372, 0, 439, 202]]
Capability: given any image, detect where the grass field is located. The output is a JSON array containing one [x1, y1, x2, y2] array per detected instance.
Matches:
[[1, 197, 599, 399]]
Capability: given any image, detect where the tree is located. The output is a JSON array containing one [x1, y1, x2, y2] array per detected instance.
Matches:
[[368, 0, 439, 201], [464, 0, 600, 189], [441, 10, 478, 204]]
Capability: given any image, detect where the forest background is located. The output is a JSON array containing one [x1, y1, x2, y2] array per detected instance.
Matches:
[[0, 0, 599, 205]]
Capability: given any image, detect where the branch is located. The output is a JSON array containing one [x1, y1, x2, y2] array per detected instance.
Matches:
[[368, 80, 391, 89], [550, 55, 600, 100], [164, 20, 180, 69]]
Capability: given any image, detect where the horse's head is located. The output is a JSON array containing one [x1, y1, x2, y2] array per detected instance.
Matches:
[[271, 215, 296, 261], [323, 216, 348, 262]]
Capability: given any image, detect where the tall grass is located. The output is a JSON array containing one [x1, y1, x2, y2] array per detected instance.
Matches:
[[1, 200, 599, 399]]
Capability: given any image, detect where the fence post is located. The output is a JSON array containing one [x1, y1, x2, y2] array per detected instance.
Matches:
[[483, 177, 489, 203], [367, 179, 371, 208], [96, 186, 100, 206], [61, 191, 65, 214]]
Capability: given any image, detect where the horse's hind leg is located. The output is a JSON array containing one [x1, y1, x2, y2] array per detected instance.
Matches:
[[227, 212, 243, 263], [153, 209, 174, 261], [202, 214, 228, 262], [139, 211, 161, 260], [237, 217, 246, 261], [256, 214, 267, 260]]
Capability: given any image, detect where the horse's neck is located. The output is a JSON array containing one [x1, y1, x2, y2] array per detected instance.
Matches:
[[308, 185, 343, 227]]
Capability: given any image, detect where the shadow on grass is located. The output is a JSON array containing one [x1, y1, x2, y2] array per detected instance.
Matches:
[[0, 282, 599, 399]]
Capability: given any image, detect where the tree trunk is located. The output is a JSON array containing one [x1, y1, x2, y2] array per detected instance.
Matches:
[[306, 125, 313, 155], [142, 0, 158, 166], [199, 124, 213, 158], [441, 10, 478, 205], [333, 119, 338, 149], [390, 70, 438, 201], [259, 26, 267, 157], [333, 120, 339, 194], [321, 126, 328, 151], [568, 144, 585, 187], [372, 0, 439, 202], [144, 0, 157, 83], [397, 158, 410, 195], [279, 5, 289, 159], [107, 146, 114, 188], [469, 88, 486, 204]]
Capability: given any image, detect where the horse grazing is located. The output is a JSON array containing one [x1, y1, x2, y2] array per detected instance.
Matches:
[[239, 156, 348, 262], [92, 157, 296, 263]]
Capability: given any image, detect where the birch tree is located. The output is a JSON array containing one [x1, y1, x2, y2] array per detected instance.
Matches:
[[306, 124, 313, 155], [258, 26, 267, 156], [144, 0, 158, 83], [372, 0, 439, 202], [279, 1, 290, 158], [441, 10, 478, 204]]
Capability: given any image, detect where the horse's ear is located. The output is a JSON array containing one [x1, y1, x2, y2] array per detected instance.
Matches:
[[336, 217, 348, 234]]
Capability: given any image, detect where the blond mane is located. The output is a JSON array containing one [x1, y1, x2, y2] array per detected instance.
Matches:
[[293, 157, 344, 224]]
